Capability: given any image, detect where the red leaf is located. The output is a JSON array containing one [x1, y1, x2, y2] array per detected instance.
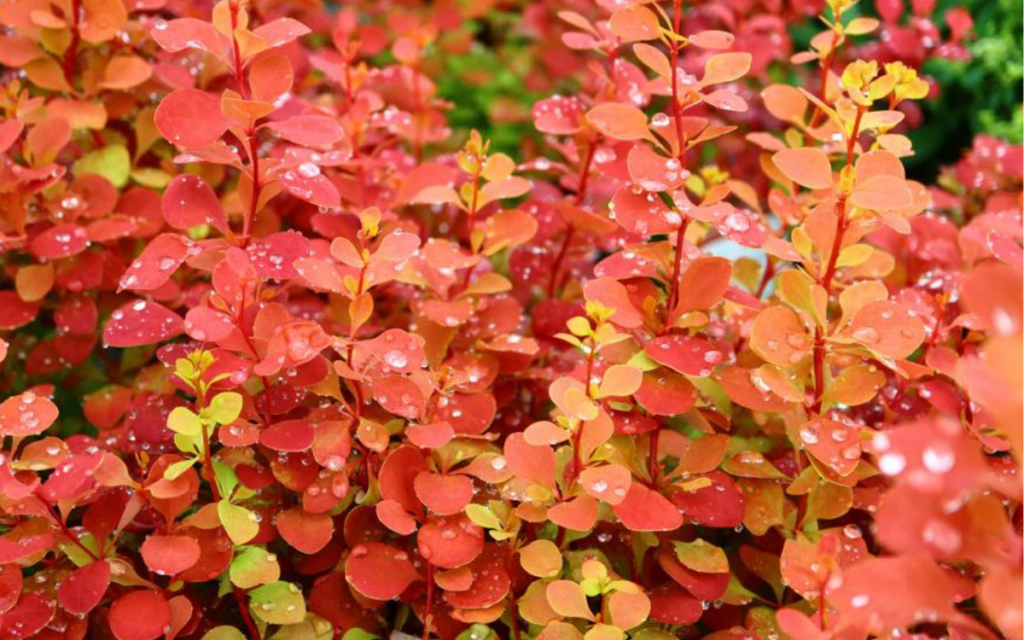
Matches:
[[261, 420, 315, 452], [346, 542, 422, 600], [109, 590, 171, 640], [162, 174, 229, 232], [255, 321, 330, 376], [151, 18, 226, 57], [418, 514, 485, 569], [648, 583, 704, 625], [103, 300, 184, 348], [247, 231, 310, 280], [119, 233, 194, 292], [278, 162, 341, 208], [276, 507, 334, 554], [832, 555, 957, 631], [611, 186, 680, 236], [0, 591, 54, 639], [378, 446, 428, 514], [253, 18, 312, 48], [58, 560, 111, 614], [772, 147, 833, 190], [635, 370, 697, 416], [668, 470, 745, 528], [376, 499, 418, 535], [30, 223, 89, 259], [0, 391, 59, 437], [658, 549, 729, 600], [548, 495, 599, 531], [414, 472, 474, 516], [184, 307, 236, 342], [504, 432, 555, 489], [612, 484, 683, 531], [586, 103, 652, 141], [645, 335, 724, 377], [267, 115, 343, 147], [0, 563, 23, 613], [368, 374, 426, 420], [688, 30, 735, 49], [354, 329, 427, 374], [154, 89, 231, 148], [140, 535, 200, 575], [0, 291, 41, 329], [0, 532, 54, 563], [444, 545, 510, 609], [41, 451, 103, 501], [533, 96, 585, 135]]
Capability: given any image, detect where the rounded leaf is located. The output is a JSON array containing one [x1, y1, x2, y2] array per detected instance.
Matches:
[[109, 590, 171, 640]]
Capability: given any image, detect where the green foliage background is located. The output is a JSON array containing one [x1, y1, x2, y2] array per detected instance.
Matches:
[[431, 1, 1023, 179], [916, 0, 1024, 173]]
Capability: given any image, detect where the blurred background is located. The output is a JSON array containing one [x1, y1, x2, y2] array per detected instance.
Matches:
[[393, 0, 1023, 182]]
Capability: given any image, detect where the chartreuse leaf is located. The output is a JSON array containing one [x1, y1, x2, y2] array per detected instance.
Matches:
[[60, 532, 101, 567], [673, 539, 730, 573], [205, 392, 243, 425], [465, 503, 501, 529], [217, 500, 259, 545], [230, 546, 280, 589], [73, 145, 131, 187], [580, 559, 610, 596], [202, 627, 247, 640], [249, 581, 306, 625], [342, 630, 381, 640], [167, 407, 202, 436], [626, 349, 660, 371], [456, 626, 496, 640], [163, 457, 197, 481], [213, 460, 238, 500]]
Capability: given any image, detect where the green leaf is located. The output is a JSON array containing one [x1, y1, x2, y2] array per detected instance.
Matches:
[[218, 500, 259, 545], [73, 145, 131, 188], [130, 167, 171, 188], [456, 625, 497, 640], [163, 457, 197, 481], [205, 392, 243, 425], [341, 630, 381, 640], [202, 627, 247, 640], [167, 406, 202, 436], [230, 546, 280, 589], [465, 504, 501, 530], [214, 460, 239, 501], [173, 432, 203, 457], [249, 581, 306, 625], [626, 350, 660, 372], [835, 244, 873, 268]]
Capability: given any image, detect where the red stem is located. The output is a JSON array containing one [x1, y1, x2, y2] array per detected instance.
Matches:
[[811, 106, 864, 413], [548, 138, 597, 299], [805, 45, 838, 143], [647, 427, 660, 486], [234, 587, 263, 640], [665, 217, 692, 323], [459, 161, 484, 291], [242, 130, 262, 241], [61, 0, 82, 90], [664, 0, 690, 326], [422, 563, 435, 640], [669, 0, 686, 157], [547, 227, 575, 300], [229, 2, 249, 100]]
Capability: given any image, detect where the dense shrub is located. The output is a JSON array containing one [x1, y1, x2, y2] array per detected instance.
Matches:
[[0, 1, 1021, 640]]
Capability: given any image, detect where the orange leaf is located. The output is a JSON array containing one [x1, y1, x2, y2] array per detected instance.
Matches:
[[772, 147, 833, 190]]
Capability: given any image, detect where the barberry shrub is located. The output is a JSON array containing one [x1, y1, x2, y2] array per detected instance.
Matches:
[[0, 0, 1020, 640]]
